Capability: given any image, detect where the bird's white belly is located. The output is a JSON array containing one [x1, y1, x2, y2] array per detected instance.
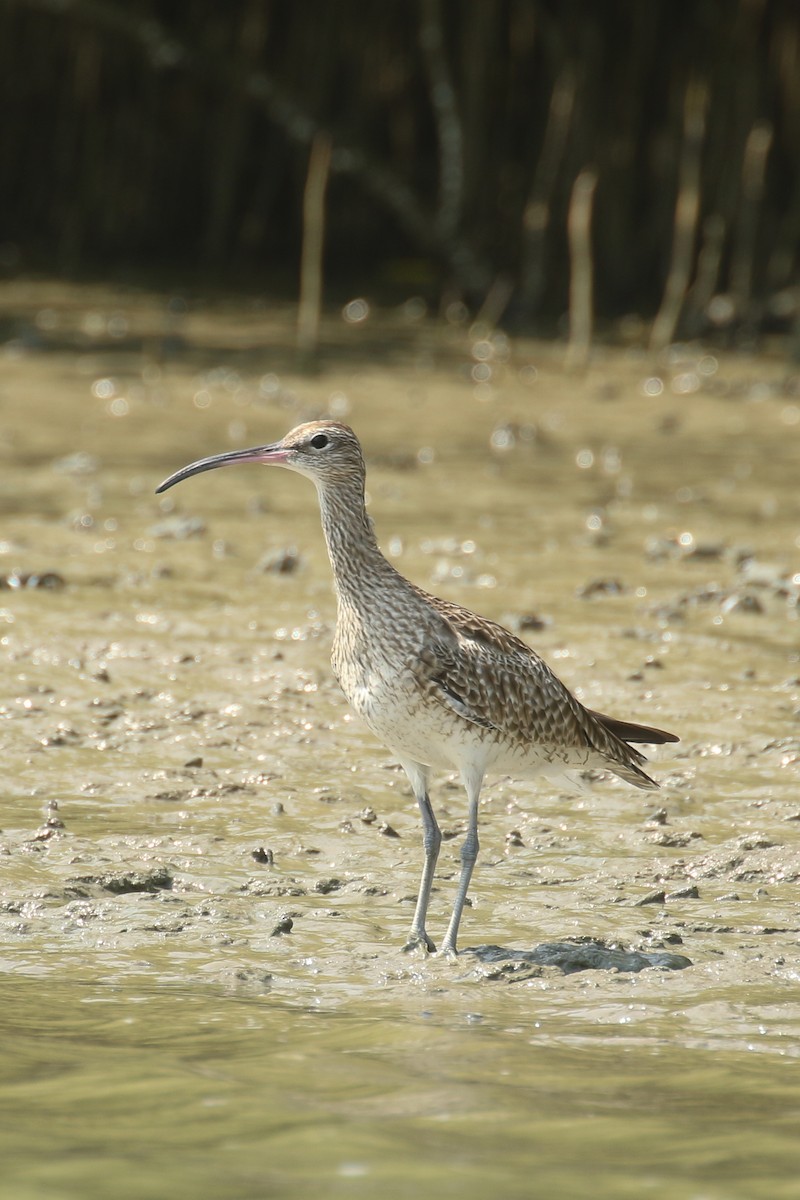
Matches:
[[344, 666, 593, 777], [348, 674, 458, 767]]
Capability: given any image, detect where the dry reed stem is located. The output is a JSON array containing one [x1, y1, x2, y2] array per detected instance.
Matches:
[[649, 80, 708, 355], [297, 132, 333, 361], [565, 168, 598, 371]]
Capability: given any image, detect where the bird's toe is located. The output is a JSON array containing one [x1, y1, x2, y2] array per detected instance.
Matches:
[[402, 930, 436, 954]]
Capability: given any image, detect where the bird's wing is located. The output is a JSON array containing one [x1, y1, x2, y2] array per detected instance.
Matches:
[[405, 590, 665, 790], [413, 592, 605, 752]]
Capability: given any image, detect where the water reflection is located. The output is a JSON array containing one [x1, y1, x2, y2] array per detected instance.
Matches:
[[1, 975, 797, 1199]]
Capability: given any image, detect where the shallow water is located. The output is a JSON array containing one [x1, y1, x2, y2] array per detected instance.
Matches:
[[1, 281, 799, 1197]]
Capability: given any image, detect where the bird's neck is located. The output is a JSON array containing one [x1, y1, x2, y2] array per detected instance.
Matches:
[[316, 478, 397, 608]]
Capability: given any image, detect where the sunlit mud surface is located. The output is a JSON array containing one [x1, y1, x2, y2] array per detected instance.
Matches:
[[1, 281, 799, 1198]]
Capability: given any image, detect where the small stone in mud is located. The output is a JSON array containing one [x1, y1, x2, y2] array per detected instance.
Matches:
[[52, 451, 99, 475], [257, 545, 302, 574], [720, 592, 764, 615], [634, 889, 666, 906], [184, 756, 203, 768], [644, 534, 725, 562], [148, 514, 206, 540], [96, 867, 174, 894], [379, 822, 400, 838], [646, 807, 669, 825], [737, 558, 791, 589], [232, 969, 273, 991], [42, 799, 64, 829], [0, 571, 66, 590], [314, 878, 342, 894], [505, 829, 524, 848], [30, 826, 60, 843], [666, 884, 700, 900], [251, 846, 274, 865], [649, 830, 703, 847], [40, 726, 82, 747], [739, 836, 776, 851], [504, 611, 550, 634], [359, 806, 377, 824], [577, 578, 627, 599], [314, 791, 346, 804], [270, 915, 294, 936]]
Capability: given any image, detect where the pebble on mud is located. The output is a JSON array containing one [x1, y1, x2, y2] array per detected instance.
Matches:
[[314, 878, 342, 894], [257, 545, 302, 574], [269, 915, 293, 936], [148, 514, 206, 540], [634, 889, 666, 906], [666, 885, 701, 900], [51, 451, 99, 475], [720, 593, 765, 615], [645, 534, 726, 562], [646, 807, 669, 825], [577, 578, 627, 599], [648, 830, 704, 847], [504, 611, 550, 634], [0, 571, 65, 589], [105, 867, 175, 894]]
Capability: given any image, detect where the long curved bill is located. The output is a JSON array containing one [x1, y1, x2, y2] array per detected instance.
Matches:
[[155, 442, 290, 494]]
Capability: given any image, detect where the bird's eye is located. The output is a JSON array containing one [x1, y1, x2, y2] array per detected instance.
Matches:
[[309, 433, 329, 450]]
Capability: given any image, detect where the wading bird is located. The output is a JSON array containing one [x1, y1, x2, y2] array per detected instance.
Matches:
[[157, 421, 677, 954]]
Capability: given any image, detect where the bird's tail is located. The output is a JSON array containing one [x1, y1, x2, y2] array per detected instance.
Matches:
[[610, 760, 661, 791], [583, 708, 677, 791], [587, 709, 679, 746]]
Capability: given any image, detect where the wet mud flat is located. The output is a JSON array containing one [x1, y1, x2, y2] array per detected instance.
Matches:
[[0, 282, 799, 1198]]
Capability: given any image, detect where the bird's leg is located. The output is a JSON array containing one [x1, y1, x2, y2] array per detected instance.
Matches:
[[399, 760, 440, 953], [440, 767, 483, 956]]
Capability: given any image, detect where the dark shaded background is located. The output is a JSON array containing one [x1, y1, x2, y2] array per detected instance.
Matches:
[[2, 0, 798, 335]]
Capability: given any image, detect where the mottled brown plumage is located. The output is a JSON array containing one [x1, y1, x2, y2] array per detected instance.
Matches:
[[157, 420, 678, 954]]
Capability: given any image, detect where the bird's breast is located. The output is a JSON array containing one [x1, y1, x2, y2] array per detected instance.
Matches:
[[332, 634, 452, 766]]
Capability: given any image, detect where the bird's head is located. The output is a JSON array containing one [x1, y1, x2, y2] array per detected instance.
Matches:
[[155, 420, 366, 495]]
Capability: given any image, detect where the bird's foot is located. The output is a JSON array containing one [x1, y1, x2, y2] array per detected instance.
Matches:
[[402, 929, 436, 955], [438, 940, 459, 958]]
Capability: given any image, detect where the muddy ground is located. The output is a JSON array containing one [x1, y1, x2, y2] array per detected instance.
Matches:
[[0, 281, 798, 1199]]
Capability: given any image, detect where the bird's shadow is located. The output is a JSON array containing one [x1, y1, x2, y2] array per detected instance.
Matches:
[[462, 937, 692, 975]]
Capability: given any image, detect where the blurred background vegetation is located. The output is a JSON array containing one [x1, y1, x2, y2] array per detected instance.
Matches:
[[1, 0, 798, 344]]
